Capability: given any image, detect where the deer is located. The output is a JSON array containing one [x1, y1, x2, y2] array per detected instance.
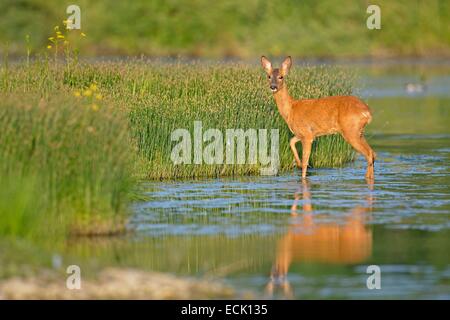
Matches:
[[260, 56, 376, 180]]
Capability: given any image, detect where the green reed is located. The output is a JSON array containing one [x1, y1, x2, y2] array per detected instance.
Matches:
[[0, 92, 134, 238]]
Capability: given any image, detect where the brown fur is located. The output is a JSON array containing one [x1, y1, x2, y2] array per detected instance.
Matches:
[[261, 56, 376, 180]]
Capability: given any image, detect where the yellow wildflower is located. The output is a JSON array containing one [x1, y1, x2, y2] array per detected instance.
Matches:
[[64, 19, 73, 29], [89, 83, 98, 91], [91, 104, 99, 111], [81, 32, 86, 37], [95, 94, 102, 100], [48, 37, 54, 41], [73, 91, 81, 97], [83, 89, 92, 97], [47, 45, 52, 49], [57, 34, 65, 39]]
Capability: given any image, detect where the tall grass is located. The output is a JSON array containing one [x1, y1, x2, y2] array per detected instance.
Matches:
[[0, 93, 134, 238]]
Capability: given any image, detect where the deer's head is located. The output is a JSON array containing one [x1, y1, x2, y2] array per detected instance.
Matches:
[[261, 56, 292, 93]]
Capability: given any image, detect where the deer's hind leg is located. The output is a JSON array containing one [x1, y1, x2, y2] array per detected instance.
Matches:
[[341, 123, 375, 180], [300, 137, 313, 179], [359, 135, 376, 179]]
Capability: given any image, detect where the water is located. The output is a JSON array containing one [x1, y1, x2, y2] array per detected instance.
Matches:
[[127, 64, 450, 299], [128, 133, 449, 299]]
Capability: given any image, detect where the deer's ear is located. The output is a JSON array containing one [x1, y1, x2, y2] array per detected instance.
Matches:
[[280, 56, 292, 76], [261, 56, 272, 75]]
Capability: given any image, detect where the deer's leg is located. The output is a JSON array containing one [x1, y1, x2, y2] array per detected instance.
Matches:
[[289, 136, 302, 168], [341, 129, 375, 180], [300, 138, 313, 179], [359, 136, 376, 179]]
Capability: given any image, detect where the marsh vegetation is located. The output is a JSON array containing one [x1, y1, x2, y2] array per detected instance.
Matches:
[[1, 48, 358, 238]]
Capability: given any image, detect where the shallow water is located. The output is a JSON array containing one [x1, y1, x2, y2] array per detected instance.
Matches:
[[129, 133, 450, 299], [127, 65, 450, 299]]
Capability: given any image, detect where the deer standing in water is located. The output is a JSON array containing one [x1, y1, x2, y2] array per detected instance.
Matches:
[[260, 56, 376, 180]]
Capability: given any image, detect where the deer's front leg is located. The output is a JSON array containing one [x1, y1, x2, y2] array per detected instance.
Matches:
[[289, 136, 302, 168], [301, 138, 313, 179]]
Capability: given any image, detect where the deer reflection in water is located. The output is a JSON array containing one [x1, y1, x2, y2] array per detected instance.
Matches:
[[266, 180, 374, 298]]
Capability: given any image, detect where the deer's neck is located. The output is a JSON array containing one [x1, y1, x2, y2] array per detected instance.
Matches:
[[273, 86, 292, 121]]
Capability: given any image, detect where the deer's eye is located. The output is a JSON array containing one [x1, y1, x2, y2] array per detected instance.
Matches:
[[278, 76, 284, 80], [268, 75, 271, 79]]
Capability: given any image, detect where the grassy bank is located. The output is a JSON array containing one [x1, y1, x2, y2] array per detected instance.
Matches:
[[1, 0, 449, 58], [0, 93, 134, 238], [0, 58, 356, 237]]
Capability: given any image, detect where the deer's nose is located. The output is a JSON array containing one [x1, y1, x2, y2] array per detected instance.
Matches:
[[270, 85, 277, 90]]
